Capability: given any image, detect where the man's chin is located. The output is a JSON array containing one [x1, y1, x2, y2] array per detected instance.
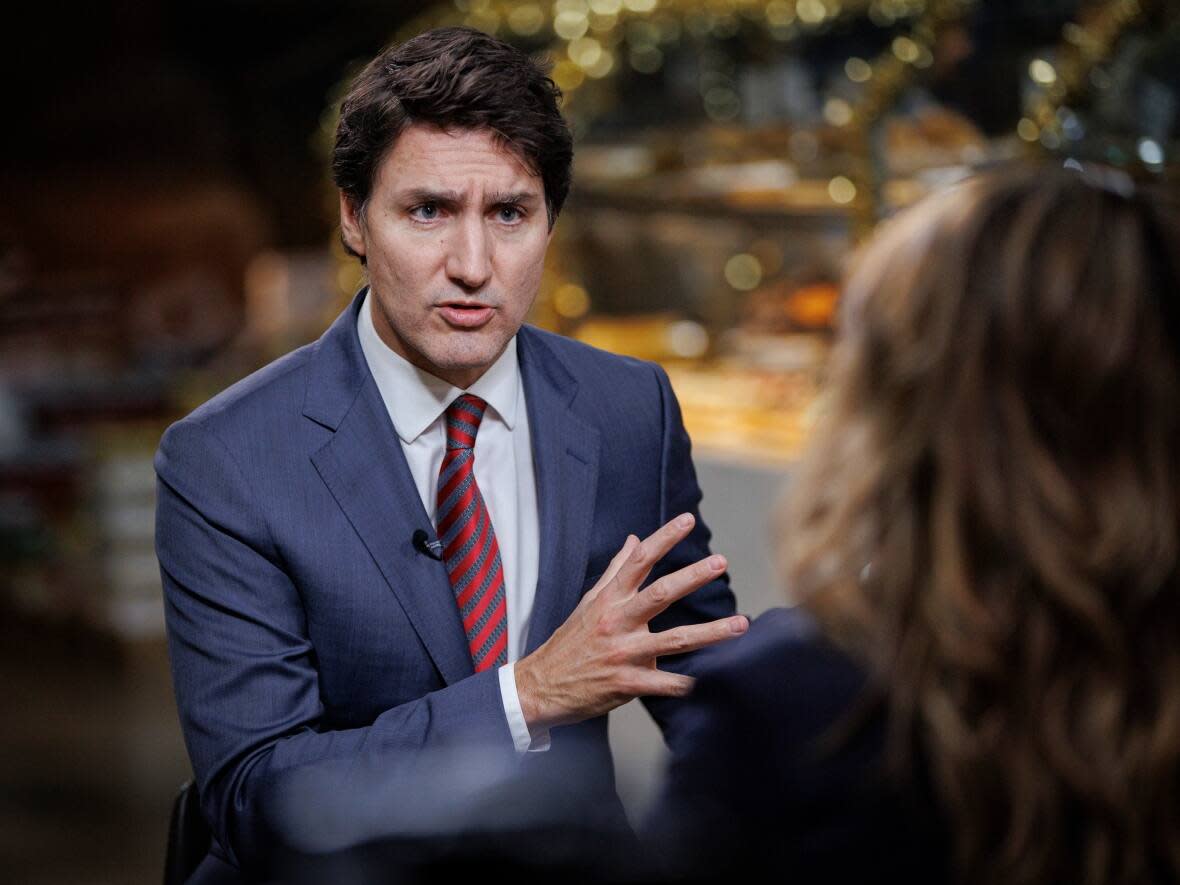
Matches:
[[422, 340, 512, 386]]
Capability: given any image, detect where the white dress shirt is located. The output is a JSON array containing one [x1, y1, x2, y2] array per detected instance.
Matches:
[[357, 292, 544, 753]]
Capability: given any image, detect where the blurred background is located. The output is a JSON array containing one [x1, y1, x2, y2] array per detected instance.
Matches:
[[1, 0, 1176, 881]]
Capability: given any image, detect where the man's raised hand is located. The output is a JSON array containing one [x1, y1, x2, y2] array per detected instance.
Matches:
[[514, 513, 748, 735]]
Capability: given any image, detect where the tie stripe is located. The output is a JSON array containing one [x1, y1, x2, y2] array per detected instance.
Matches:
[[435, 394, 508, 672]]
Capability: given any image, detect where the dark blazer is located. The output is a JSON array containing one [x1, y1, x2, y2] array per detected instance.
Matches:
[[154, 291, 735, 881], [648, 607, 947, 884]]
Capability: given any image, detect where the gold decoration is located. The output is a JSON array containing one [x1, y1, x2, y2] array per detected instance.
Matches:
[[1019, 0, 1155, 157], [839, 0, 975, 239]]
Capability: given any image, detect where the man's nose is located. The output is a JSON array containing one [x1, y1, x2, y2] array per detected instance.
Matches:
[[445, 216, 492, 291]]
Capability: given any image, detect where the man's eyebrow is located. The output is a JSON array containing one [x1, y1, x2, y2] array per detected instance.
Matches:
[[396, 188, 542, 208], [400, 188, 462, 205], [488, 191, 542, 205]]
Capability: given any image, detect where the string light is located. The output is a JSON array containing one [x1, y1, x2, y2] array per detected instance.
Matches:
[[1018, 0, 1151, 165], [844, 57, 872, 82], [827, 176, 857, 204], [1028, 58, 1057, 86], [553, 283, 591, 318], [838, 0, 976, 237], [823, 97, 853, 126], [724, 254, 763, 291]]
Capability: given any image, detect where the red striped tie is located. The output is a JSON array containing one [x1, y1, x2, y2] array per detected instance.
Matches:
[[435, 394, 508, 672]]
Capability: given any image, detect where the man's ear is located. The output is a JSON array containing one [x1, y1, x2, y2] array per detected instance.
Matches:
[[339, 192, 367, 259]]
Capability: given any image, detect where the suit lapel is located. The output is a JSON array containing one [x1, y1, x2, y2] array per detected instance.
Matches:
[[518, 327, 602, 655], [304, 293, 473, 686]]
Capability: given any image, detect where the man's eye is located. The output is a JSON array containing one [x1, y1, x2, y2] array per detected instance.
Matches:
[[497, 206, 522, 223], [411, 203, 439, 220]]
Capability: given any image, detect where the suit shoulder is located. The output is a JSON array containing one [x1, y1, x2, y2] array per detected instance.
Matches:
[[172, 341, 317, 435], [694, 607, 867, 713], [520, 325, 662, 382], [695, 607, 817, 675]]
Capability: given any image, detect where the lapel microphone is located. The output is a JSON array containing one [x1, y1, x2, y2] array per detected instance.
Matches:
[[412, 529, 444, 561]]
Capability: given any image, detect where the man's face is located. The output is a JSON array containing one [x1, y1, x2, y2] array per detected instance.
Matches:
[[340, 124, 552, 389]]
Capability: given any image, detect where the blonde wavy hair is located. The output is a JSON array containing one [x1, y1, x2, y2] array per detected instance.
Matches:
[[783, 163, 1180, 885]]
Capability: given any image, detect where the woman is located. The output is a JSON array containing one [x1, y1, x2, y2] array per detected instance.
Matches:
[[649, 163, 1180, 885]]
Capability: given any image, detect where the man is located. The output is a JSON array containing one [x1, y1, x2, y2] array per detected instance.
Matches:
[[155, 26, 744, 882]]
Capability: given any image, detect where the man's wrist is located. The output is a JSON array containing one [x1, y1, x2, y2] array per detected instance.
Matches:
[[499, 661, 551, 753], [513, 652, 554, 736]]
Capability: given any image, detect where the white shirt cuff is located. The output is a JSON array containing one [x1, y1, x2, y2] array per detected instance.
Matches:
[[498, 662, 551, 754]]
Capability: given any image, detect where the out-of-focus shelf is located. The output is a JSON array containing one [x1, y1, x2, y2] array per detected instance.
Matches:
[[572, 184, 854, 226]]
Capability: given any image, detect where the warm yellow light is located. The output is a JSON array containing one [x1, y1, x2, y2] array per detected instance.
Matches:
[[552, 59, 586, 91], [823, 97, 853, 126], [554, 9, 590, 39], [724, 254, 763, 291], [765, 0, 795, 26], [553, 283, 591, 318], [584, 48, 616, 78], [1029, 58, 1057, 85], [891, 36, 920, 63], [622, 0, 657, 12], [845, 57, 872, 82], [666, 321, 709, 358], [797, 0, 827, 24], [589, 11, 619, 32], [828, 176, 857, 204], [589, 0, 622, 14], [1016, 118, 1040, 141], [568, 36, 603, 68], [507, 3, 546, 34]]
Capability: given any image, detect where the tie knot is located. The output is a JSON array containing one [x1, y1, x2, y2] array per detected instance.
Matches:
[[444, 394, 487, 450]]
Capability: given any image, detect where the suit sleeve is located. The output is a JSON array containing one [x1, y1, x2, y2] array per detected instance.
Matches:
[[640, 362, 739, 741], [155, 418, 514, 874], [643, 653, 758, 878]]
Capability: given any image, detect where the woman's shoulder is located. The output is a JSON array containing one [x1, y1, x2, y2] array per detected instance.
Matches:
[[691, 606, 868, 721]]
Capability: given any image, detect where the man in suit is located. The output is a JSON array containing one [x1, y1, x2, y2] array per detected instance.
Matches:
[[155, 26, 745, 882]]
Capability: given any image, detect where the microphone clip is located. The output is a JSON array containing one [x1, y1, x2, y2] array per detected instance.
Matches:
[[412, 529, 444, 561]]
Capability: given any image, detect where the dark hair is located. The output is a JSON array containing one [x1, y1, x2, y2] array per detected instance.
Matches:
[[784, 163, 1180, 885], [333, 26, 572, 244]]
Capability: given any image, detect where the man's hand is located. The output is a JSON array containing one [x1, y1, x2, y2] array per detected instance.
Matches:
[[514, 513, 748, 735]]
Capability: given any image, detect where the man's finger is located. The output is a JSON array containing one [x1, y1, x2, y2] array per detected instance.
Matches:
[[584, 535, 639, 603], [602, 534, 639, 586], [629, 670, 695, 699], [638, 617, 748, 661], [609, 512, 696, 596], [623, 553, 727, 625]]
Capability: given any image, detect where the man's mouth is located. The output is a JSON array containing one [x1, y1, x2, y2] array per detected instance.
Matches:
[[436, 302, 496, 329]]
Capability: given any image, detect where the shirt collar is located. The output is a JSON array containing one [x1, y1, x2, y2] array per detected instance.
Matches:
[[357, 289, 520, 444]]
